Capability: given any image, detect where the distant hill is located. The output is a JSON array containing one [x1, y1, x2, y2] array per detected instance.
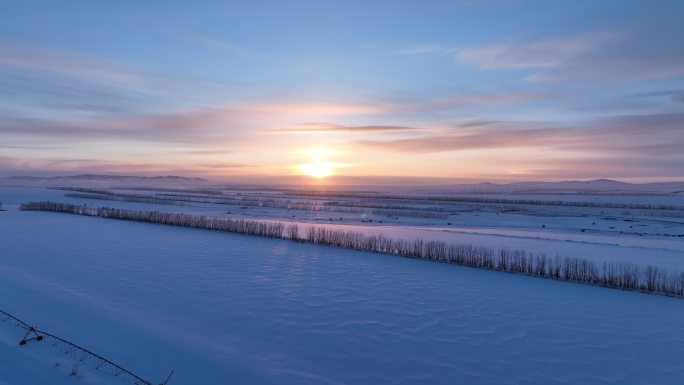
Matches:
[[275, 176, 684, 194], [1, 174, 683, 194], [440, 179, 684, 194]]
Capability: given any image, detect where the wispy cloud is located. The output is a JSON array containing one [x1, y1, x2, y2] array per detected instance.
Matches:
[[435, 92, 550, 106], [246, 103, 389, 116], [197, 163, 254, 169], [181, 32, 249, 56], [457, 30, 684, 84], [397, 44, 450, 55], [457, 32, 618, 70], [267, 122, 423, 134], [0, 108, 246, 145], [507, 157, 684, 180], [0, 99, 400, 146], [0, 42, 145, 88], [357, 126, 564, 153], [356, 113, 684, 155], [633, 90, 684, 104], [0, 70, 142, 113], [0, 155, 263, 177], [0, 156, 187, 176], [527, 51, 684, 83], [0, 42, 241, 108]]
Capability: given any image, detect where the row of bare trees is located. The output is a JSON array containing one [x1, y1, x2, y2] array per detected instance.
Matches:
[[19, 201, 684, 297], [21, 201, 284, 238], [294, 226, 684, 295], [55, 186, 684, 212], [61, 190, 445, 218], [73, 191, 324, 211], [50, 187, 112, 195], [64, 193, 183, 206], [287, 191, 684, 211]]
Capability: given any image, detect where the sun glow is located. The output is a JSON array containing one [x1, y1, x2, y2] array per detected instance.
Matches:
[[297, 148, 343, 179], [301, 161, 335, 179]]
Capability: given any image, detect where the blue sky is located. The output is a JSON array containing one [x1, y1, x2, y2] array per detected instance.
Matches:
[[1, 0, 683, 181]]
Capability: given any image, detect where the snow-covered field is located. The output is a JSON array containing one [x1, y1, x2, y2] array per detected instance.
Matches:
[[3, 186, 683, 269], [1, 186, 684, 384]]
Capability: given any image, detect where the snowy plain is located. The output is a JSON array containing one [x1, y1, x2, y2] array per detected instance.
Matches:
[[1, 186, 684, 384], [3, 186, 682, 270]]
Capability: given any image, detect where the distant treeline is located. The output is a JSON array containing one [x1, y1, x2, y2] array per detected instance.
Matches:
[[59, 189, 445, 219], [283, 188, 674, 197], [51, 186, 223, 195], [52, 186, 684, 211], [149, 192, 448, 218], [20, 201, 684, 298], [64, 193, 182, 206], [51, 187, 113, 195], [287, 191, 684, 211], [323, 200, 448, 213], [153, 192, 447, 218]]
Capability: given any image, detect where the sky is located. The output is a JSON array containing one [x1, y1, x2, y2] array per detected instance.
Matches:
[[0, 0, 683, 183]]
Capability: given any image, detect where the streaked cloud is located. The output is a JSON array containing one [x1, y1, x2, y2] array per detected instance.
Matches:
[[356, 113, 684, 155], [457, 33, 617, 70], [197, 163, 255, 169], [0, 156, 183, 176], [357, 126, 564, 153], [0, 98, 401, 145], [182, 32, 249, 56], [0, 109, 244, 144], [397, 45, 449, 55], [0, 42, 145, 88], [457, 29, 684, 84], [246, 103, 389, 116], [527, 51, 684, 83], [0, 42, 241, 106], [435, 92, 550, 106], [633, 90, 684, 103], [267, 122, 423, 134], [507, 157, 684, 180], [0, 70, 142, 113]]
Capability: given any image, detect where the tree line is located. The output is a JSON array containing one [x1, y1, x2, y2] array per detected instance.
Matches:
[[20, 200, 684, 298], [61, 190, 445, 219], [64, 193, 184, 206], [287, 191, 684, 211]]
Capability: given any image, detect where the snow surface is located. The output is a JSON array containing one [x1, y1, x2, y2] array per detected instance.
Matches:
[[3, 186, 683, 270], [2, 202, 684, 384], [6, 186, 682, 271]]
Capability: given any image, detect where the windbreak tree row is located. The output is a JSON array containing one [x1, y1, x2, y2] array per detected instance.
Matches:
[[20, 201, 284, 237], [20, 201, 684, 298], [287, 191, 684, 211], [62, 191, 445, 218], [64, 193, 183, 206]]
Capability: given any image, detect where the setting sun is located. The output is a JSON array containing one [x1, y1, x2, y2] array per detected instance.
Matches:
[[301, 161, 334, 179]]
